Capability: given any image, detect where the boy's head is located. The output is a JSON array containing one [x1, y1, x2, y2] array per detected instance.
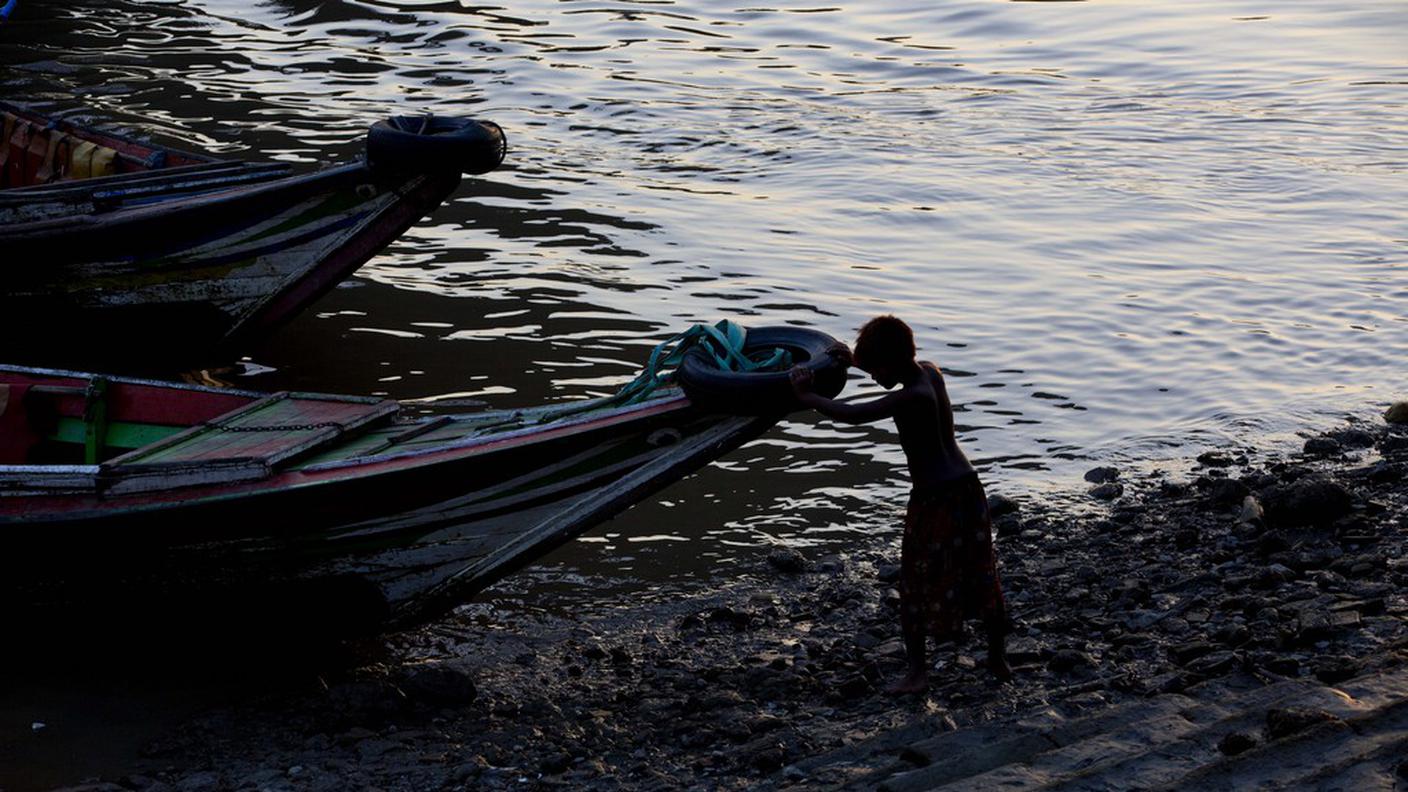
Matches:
[[854, 315, 916, 388]]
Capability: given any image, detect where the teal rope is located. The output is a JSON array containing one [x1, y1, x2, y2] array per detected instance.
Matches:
[[471, 320, 791, 432], [606, 319, 790, 408]]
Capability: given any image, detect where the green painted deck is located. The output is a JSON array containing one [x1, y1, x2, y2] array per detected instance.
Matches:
[[106, 392, 398, 469]]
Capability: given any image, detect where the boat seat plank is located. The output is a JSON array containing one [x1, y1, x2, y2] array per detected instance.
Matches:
[[0, 161, 284, 202], [106, 393, 399, 469], [359, 416, 456, 455]]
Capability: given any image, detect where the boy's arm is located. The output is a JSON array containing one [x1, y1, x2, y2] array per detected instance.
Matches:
[[790, 367, 907, 424], [795, 390, 906, 424]]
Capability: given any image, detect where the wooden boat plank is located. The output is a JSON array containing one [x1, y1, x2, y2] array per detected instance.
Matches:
[[103, 393, 291, 466], [334, 416, 457, 460], [102, 458, 272, 495], [0, 464, 100, 494], [108, 396, 399, 468], [0, 161, 289, 204], [392, 415, 763, 625], [297, 417, 504, 467], [295, 427, 413, 465]]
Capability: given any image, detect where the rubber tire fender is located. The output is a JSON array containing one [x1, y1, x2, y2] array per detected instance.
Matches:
[[367, 116, 507, 175], [676, 325, 848, 415]]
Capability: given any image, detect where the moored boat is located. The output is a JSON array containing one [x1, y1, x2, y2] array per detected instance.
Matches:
[[0, 102, 506, 364], [0, 325, 846, 634]]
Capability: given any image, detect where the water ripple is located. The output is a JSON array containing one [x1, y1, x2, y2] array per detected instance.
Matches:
[[2, 0, 1405, 586]]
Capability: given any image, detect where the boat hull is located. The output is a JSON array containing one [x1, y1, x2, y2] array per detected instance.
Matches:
[[0, 102, 500, 364], [0, 165, 462, 363], [0, 365, 775, 632]]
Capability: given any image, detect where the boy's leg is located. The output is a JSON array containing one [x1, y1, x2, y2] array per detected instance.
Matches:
[[983, 610, 1013, 682], [887, 598, 930, 694]]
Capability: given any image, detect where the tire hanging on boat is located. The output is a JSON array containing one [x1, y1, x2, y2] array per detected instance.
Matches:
[[367, 115, 507, 175], [676, 325, 848, 415]]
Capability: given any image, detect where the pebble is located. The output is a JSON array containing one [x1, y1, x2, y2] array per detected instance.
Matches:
[[1047, 649, 1095, 673], [1084, 466, 1120, 484], [1302, 437, 1341, 457], [1260, 477, 1353, 528], [1330, 428, 1376, 449], [1186, 651, 1237, 676], [1266, 707, 1343, 740], [837, 675, 871, 700], [398, 664, 477, 708], [1238, 496, 1264, 524], [1168, 641, 1214, 665], [1088, 482, 1123, 501], [987, 493, 1020, 519], [1207, 479, 1249, 509], [1310, 654, 1360, 684], [1217, 732, 1257, 756], [174, 772, 221, 792], [1383, 401, 1408, 424], [767, 548, 808, 575], [1263, 655, 1301, 677], [1197, 451, 1234, 468]]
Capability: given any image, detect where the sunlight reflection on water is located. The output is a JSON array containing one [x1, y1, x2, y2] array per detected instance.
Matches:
[[1, 0, 1404, 590]]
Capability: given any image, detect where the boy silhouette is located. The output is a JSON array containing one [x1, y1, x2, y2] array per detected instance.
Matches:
[[790, 316, 1011, 693]]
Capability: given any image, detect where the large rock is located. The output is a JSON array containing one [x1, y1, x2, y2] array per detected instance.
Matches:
[[1384, 401, 1408, 424], [1259, 476, 1353, 528]]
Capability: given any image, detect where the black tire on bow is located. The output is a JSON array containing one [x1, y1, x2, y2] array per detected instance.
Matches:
[[366, 115, 507, 175], [676, 325, 848, 415]]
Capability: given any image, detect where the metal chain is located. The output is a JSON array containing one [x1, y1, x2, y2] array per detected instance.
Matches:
[[211, 421, 345, 433]]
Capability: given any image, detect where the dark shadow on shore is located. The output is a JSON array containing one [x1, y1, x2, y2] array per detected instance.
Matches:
[[1, 599, 384, 792]]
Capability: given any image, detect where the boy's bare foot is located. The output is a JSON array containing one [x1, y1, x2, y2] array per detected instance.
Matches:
[[885, 670, 929, 695], [987, 654, 1013, 682]]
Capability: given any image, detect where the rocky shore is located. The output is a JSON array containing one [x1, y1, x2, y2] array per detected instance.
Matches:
[[31, 404, 1408, 792]]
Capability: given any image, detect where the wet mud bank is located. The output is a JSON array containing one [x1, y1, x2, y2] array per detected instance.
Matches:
[[26, 405, 1408, 792]]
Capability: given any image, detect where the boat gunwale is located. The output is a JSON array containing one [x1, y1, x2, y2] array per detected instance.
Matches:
[[0, 99, 220, 167], [0, 364, 702, 507], [297, 392, 691, 473], [0, 160, 375, 239], [0, 463, 100, 475]]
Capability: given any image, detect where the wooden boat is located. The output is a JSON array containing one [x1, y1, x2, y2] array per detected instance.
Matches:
[[0, 327, 844, 633], [0, 102, 506, 364]]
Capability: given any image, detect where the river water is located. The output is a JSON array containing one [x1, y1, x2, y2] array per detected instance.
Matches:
[[1, 0, 1404, 596]]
